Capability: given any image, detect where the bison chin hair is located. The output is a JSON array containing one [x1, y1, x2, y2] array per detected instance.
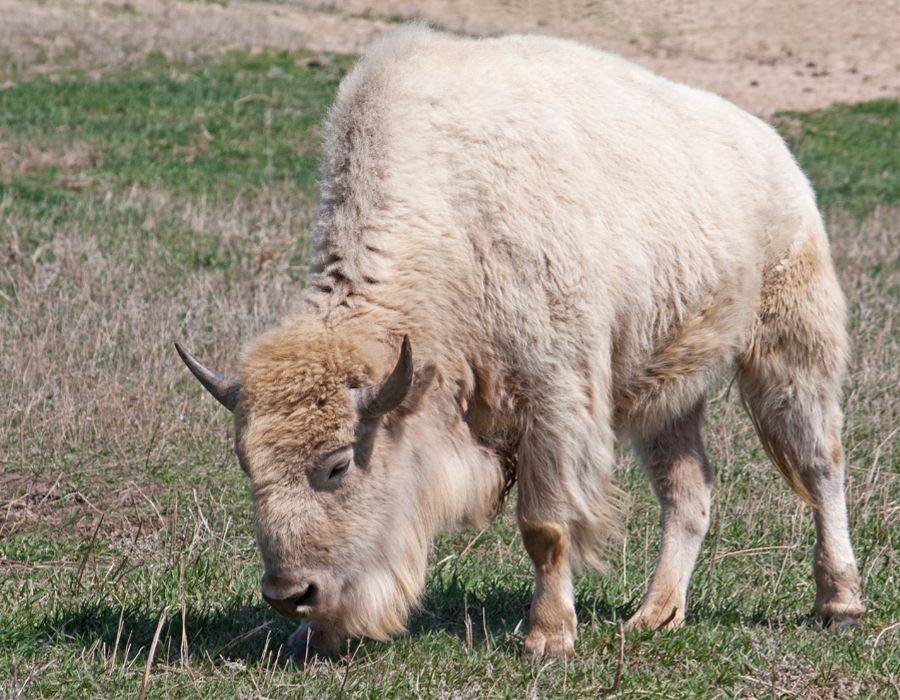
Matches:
[[330, 419, 510, 641], [336, 532, 430, 641]]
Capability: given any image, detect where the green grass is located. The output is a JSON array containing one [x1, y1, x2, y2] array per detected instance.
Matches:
[[775, 99, 900, 217], [0, 50, 350, 208], [1, 51, 897, 697], [0, 50, 345, 297]]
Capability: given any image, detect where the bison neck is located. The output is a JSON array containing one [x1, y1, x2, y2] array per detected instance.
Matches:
[[404, 403, 508, 534]]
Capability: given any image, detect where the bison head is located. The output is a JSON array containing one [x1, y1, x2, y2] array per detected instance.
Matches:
[[176, 322, 504, 654]]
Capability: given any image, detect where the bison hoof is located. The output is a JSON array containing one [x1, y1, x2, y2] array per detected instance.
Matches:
[[624, 603, 684, 632], [287, 622, 344, 662], [815, 598, 864, 631], [524, 625, 576, 659]]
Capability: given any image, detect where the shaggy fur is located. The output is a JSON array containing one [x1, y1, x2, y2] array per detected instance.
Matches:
[[189, 26, 864, 657]]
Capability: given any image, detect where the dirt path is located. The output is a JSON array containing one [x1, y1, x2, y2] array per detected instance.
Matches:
[[2, 0, 898, 115]]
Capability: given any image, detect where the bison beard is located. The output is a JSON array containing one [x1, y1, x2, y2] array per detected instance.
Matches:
[[176, 26, 864, 659]]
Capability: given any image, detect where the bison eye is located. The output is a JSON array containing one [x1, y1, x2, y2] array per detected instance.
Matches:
[[328, 460, 350, 480], [313, 447, 353, 489]]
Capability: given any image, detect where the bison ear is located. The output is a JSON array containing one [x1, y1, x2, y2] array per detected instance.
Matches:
[[355, 335, 416, 420], [174, 342, 241, 412]]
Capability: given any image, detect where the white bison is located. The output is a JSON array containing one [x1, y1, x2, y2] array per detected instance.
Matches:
[[177, 26, 864, 658]]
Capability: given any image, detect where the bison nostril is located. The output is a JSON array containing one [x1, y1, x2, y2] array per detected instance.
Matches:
[[293, 583, 318, 608]]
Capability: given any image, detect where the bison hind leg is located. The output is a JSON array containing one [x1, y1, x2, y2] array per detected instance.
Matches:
[[626, 398, 713, 631], [739, 232, 863, 626]]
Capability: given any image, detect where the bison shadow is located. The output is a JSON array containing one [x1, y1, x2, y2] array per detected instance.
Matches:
[[409, 575, 629, 649], [41, 582, 546, 665], [41, 584, 806, 666], [41, 597, 296, 666]]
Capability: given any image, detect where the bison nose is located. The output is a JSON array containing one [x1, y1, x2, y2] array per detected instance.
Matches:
[[261, 574, 322, 617]]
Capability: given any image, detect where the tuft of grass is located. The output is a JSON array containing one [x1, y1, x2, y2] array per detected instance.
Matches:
[[1, 48, 898, 696]]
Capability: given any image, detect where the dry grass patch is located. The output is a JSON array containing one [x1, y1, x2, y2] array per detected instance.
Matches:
[[0, 139, 101, 184], [1, 183, 315, 538]]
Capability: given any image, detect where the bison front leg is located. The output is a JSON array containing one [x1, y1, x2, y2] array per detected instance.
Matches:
[[515, 394, 619, 658], [519, 520, 577, 659]]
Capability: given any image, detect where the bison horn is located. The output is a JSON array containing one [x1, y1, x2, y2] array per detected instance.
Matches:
[[174, 342, 241, 412], [357, 335, 414, 419]]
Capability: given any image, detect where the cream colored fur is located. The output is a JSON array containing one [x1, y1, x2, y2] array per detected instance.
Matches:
[[219, 26, 863, 658]]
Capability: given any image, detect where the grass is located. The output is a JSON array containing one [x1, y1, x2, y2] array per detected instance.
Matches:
[[776, 100, 900, 218], [1, 47, 898, 698], [0, 50, 351, 210]]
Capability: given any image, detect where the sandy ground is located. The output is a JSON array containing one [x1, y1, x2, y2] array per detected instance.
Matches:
[[1, 0, 898, 115]]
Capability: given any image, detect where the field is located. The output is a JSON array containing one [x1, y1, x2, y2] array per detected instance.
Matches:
[[1, 3, 898, 698]]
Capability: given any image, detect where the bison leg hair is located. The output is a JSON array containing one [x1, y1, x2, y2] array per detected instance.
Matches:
[[738, 236, 864, 626], [627, 399, 713, 631], [519, 521, 577, 659]]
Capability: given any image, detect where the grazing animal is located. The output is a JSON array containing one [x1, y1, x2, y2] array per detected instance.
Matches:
[[176, 26, 864, 658]]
